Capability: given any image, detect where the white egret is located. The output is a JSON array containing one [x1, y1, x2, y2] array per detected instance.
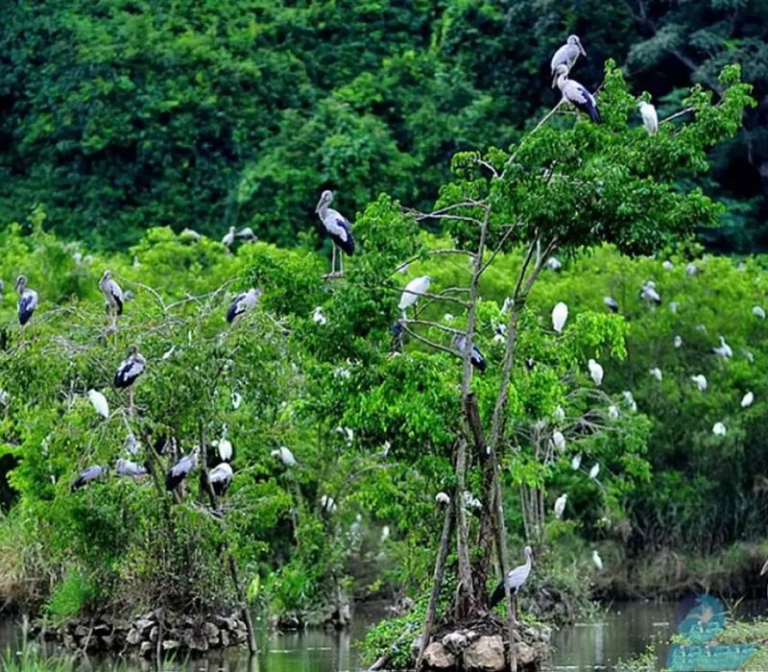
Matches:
[[552, 431, 567, 452], [640, 281, 661, 305], [554, 494, 568, 520], [592, 550, 604, 571], [686, 263, 699, 276], [588, 359, 604, 386], [571, 454, 582, 470], [753, 307, 766, 319], [608, 405, 619, 419], [312, 307, 327, 325], [662, 260, 674, 270], [741, 391, 754, 408], [650, 367, 662, 382], [399, 276, 432, 314], [88, 389, 110, 419], [552, 302, 569, 333], [435, 492, 451, 506], [272, 446, 297, 467], [638, 101, 658, 135], [712, 422, 726, 437], [674, 335, 683, 348], [713, 336, 733, 359], [545, 256, 563, 271], [691, 375, 707, 392], [589, 463, 600, 479], [623, 391, 638, 412], [553, 405, 566, 422], [222, 226, 236, 248]]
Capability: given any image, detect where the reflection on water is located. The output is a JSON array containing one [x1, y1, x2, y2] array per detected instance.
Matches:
[[0, 601, 763, 671]]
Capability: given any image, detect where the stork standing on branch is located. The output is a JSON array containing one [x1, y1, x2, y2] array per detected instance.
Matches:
[[554, 64, 601, 124], [316, 190, 355, 277], [489, 546, 534, 621], [226, 288, 262, 324], [15, 276, 38, 341], [550, 35, 586, 86], [99, 270, 124, 329], [114, 345, 146, 414]]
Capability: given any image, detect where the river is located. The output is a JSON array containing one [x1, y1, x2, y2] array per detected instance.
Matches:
[[0, 600, 763, 671]]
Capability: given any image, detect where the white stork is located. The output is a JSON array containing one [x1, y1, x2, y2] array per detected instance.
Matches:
[[638, 101, 658, 135], [99, 270, 124, 329], [114, 345, 146, 414], [165, 447, 200, 491], [316, 190, 355, 277], [226, 288, 262, 323], [550, 35, 586, 85], [554, 64, 601, 124]]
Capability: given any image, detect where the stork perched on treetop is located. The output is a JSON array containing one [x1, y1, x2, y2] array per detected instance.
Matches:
[[550, 35, 586, 86], [15, 276, 38, 341], [114, 345, 146, 415], [226, 288, 262, 324], [316, 190, 354, 277], [489, 546, 534, 615], [207, 462, 234, 497], [165, 447, 200, 492], [99, 270, 124, 329], [554, 64, 601, 124]]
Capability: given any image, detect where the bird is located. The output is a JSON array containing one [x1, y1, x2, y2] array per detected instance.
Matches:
[[552, 302, 568, 333], [589, 463, 600, 480], [489, 546, 534, 608], [72, 465, 108, 492], [712, 422, 727, 437], [741, 391, 754, 408], [623, 391, 638, 412], [226, 288, 262, 323], [165, 447, 200, 491], [320, 494, 337, 514], [669, 301, 679, 314], [691, 375, 707, 392], [114, 345, 146, 414], [271, 446, 297, 467], [312, 307, 327, 325], [88, 389, 110, 419], [462, 491, 482, 511], [638, 101, 658, 135], [592, 550, 604, 571], [640, 281, 661, 305], [553, 405, 566, 422], [316, 190, 355, 276], [554, 494, 568, 519], [753, 307, 766, 319], [686, 263, 699, 277], [208, 462, 234, 497], [603, 296, 619, 313], [608, 405, 619, 420], [98, 270, 124, 330], [554, 64, 601, 124], [552, 431, 566, 452], [124, 433, 140, 455], [662, 260, 674, 270], [222, 226, 236, 248], [15, 276, 38, 338], [116, 458, 148, 478], [435, 492, 451, 506], [215, 430, 233, 462], [571, 454, 582, 470], [712, 336, 733, 359], [550, 35, 586, 85], [674, 335, 683, 349], [588, 359, 604, 386], [453, 334, 487, 373], [399, 276, 431, 315], [545, 256, 562, 271], [180, 228, 202, 242], [236, 227, 258, 242], [650, 367, 663, 382]]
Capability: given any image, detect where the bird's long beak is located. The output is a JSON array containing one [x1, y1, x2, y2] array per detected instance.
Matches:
[[551, 74, 558, 88], [315, 201, 322, 213], [580, 46, 587, 57]]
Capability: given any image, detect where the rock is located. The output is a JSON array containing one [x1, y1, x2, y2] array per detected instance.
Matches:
[[220, 631, 230, 648], [126, 628, 142, 645], [149, 626, 159, 643], [463, 635, 506, 672], [93, 623, 111, 636], [423, 642, 456, 670], [101, 635, 114, 648], [74, 625, 89, 638], [162, 639, 180, 651], [134, 618, 155, 637], [62, 633, 75, 650], [514, 642, 536, 666], [140, 641, 154, 658]]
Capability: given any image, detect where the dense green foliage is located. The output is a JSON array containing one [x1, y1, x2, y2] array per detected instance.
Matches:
[[0, 0, 766, 250]]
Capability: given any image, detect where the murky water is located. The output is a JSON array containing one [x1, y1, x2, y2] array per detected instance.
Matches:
[[0, 601, 764, 671]]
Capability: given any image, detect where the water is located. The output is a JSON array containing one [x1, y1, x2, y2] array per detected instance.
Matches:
[[1, 601, 764, 671]]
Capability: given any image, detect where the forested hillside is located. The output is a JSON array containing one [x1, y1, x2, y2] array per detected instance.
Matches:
[[1, 0, 766, 250]]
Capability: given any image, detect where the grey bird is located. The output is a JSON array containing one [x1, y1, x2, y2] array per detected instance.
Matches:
[[550, 35, 586, 86], [554, 64, 601, 123]]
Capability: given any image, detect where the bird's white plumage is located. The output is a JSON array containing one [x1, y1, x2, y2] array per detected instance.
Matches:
[[222, 227, 236, 247], [571, 454, 582, 470], [713, 422, 727, 437], [753, 306, 766, 319], [623, 390, 638, 412], [588, 359, 604, 386], [88, 389, 110, 418], [545, 257, 562, 271], [399, 276, 431, 311], [312, 307, 327, 325], [608, 405, 619, 420], [217, 437, 233, 462], [503, 546, 534, 592], [674, 335, 683, 349], [691, 374, 707, 392], [552, 430, 566, 452], [589, 463, 600, 479], [209, 461, 234, 485], [686, 263, 699, 276], [650, 367, 663, 382], [741, 391, 754, 408], [554, 494, 568, 519], [552, 302, 569, 333], [553, 405, 566, 422], [662, 260, 674, 270], [272, 446, 297, 467], [320, 494, 337, 513], [639, 101, 658, 135], [592, 550, 604, 571], [640, 281, 661, 304], [435, 492, 451, 506], [713, 336, 733, 358]]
